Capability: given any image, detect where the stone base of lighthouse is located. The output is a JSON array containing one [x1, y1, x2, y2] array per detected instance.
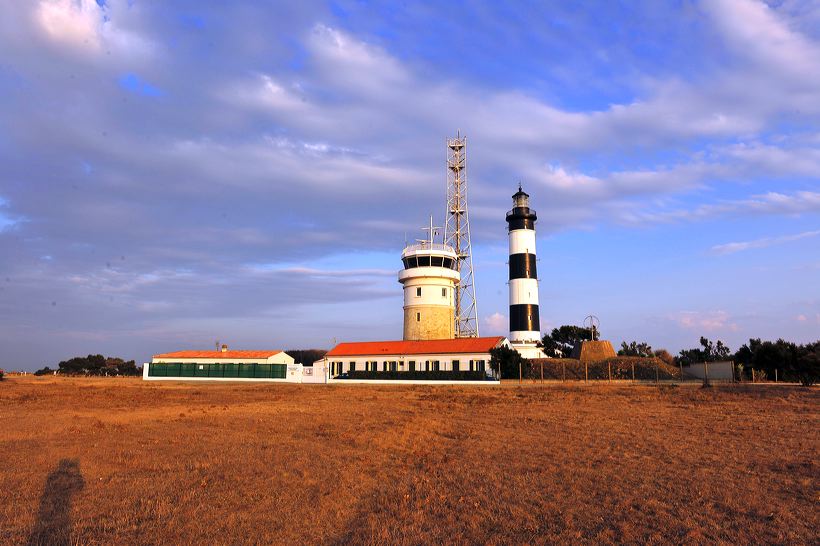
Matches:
[[403, 306, 454, 341]]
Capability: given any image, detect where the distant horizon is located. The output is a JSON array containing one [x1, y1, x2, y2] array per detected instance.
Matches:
[[1, 1, 818, 371]]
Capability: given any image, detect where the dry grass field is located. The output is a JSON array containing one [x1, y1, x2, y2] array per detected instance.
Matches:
[[1, 377, 817, 545]]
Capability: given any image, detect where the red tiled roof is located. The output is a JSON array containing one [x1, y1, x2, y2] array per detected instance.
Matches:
[[325, 337, 505, 357], [152, 350, 283, 360]]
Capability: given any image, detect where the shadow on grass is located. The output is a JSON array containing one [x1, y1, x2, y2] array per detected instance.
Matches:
[[27, 458, 84, 546]]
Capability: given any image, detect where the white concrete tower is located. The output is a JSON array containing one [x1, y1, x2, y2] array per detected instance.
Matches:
[[506, 184, 544, 358], [398, 218, 460, 341]]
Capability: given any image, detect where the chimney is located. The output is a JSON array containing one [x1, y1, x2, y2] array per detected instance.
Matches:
[[221, 344, 228, 353]]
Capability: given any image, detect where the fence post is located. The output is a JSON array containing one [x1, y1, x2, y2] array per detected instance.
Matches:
[[655, 362, 659, 385], [562, 361, 566, 383], [703, 361, 710, 387], [775, 368, 778, 383], [584, 361, 588, 384], [540, 361, 544, 384], [608, 361, 612, 383], [519, 360, 522, 384], [679, 361, 684, 384], [632, 361, 635, 384]]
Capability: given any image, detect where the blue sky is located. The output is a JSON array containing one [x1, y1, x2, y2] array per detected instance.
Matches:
[[0, 0, 818, 370]]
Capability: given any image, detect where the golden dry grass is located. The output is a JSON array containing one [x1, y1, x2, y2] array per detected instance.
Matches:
[[1, 376, 817, 545]]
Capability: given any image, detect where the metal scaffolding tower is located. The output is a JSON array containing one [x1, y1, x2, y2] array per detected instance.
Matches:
[[444, 132, 479, 337]]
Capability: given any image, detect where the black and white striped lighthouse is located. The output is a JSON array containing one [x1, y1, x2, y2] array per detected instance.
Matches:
[[506, 184, 542, 354]]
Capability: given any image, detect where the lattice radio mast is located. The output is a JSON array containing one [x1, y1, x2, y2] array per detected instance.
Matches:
[[444, 132, 479, 337]]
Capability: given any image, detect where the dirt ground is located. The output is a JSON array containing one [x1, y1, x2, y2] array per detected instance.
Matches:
[[1, 377, 817, 545]]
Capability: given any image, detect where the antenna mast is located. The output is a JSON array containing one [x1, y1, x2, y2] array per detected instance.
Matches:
[[444, 132, 479, 337]]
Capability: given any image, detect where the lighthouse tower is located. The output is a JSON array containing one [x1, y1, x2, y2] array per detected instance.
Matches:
[[399, 218, 460, 341], [506, 185, 545, 358]]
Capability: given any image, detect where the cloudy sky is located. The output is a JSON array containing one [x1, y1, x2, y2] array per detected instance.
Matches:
[[1, 0, 819, 370]]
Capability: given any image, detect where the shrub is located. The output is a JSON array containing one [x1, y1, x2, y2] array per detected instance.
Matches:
[[489, 345, 527, 379], [653, 349, 675, 366], [0, 368, 4, 381]]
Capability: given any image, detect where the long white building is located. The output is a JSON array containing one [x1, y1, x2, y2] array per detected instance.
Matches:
[[320, 337, 508, 378]]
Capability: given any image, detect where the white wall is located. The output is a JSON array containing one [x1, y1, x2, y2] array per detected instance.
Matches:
[[509, 229, 536, 255], [683, 361, 734, 381], [323, 351, 494, 375]]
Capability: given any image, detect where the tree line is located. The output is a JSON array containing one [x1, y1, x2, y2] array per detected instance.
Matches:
[[35, 355, 141, 376]]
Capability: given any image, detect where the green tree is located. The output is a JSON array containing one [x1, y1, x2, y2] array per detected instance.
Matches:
[[54, 354, 140, 376], [489, 345, 527, 380], [540, 325, 594, 358], [678, 337, 731, 365], [794, 342, 819, 386], [618, 341, 653, 357], [733, 337, 819, 384]]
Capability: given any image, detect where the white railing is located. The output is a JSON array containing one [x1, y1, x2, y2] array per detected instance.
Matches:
[[403, 242, 455, 253]]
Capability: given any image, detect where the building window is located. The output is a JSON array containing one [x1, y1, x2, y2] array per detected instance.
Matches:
[[416, 287, 422, 297], [349, 362, 355, 372], [409, 361, 415, 372], [425, 361, 430, 371], [476, 360, 485, 372], [452, 360, 459, 372], [442, 287, 446, 297], [417, 312, 420, 322], [432, 360, 440, 372]]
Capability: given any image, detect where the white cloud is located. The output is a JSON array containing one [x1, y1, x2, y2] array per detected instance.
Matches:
[[711, 230, 820, 255], [672, 310, 739, 332], [35, 0, 104, 52], [707, 0, 820, 84], [622, 191, 820, 225], [32, 0, 154, 60], [483, 312, 507, 334]]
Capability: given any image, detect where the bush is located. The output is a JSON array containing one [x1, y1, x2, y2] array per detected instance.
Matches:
[[34, 366, 55, 376], [751, 369, 768, 383], [343, 370, 490, 381], [489, 345, 527, 379], [653, 349, 675, 366], [0, 368, 4, 381]]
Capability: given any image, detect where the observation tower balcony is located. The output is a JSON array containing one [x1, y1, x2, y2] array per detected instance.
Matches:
[[401, 242, 457, 256], [400, 241, 460, 279]]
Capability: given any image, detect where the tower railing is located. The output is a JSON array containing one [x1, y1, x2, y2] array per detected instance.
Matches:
[[403, 242, 456, 254], [506, 207, 537, 218]]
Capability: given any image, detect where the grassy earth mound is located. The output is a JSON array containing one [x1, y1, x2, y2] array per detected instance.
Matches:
[[528, 356, 681, 380]]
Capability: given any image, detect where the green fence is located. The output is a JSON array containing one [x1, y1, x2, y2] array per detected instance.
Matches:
[[149, 362, 287, 379]]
